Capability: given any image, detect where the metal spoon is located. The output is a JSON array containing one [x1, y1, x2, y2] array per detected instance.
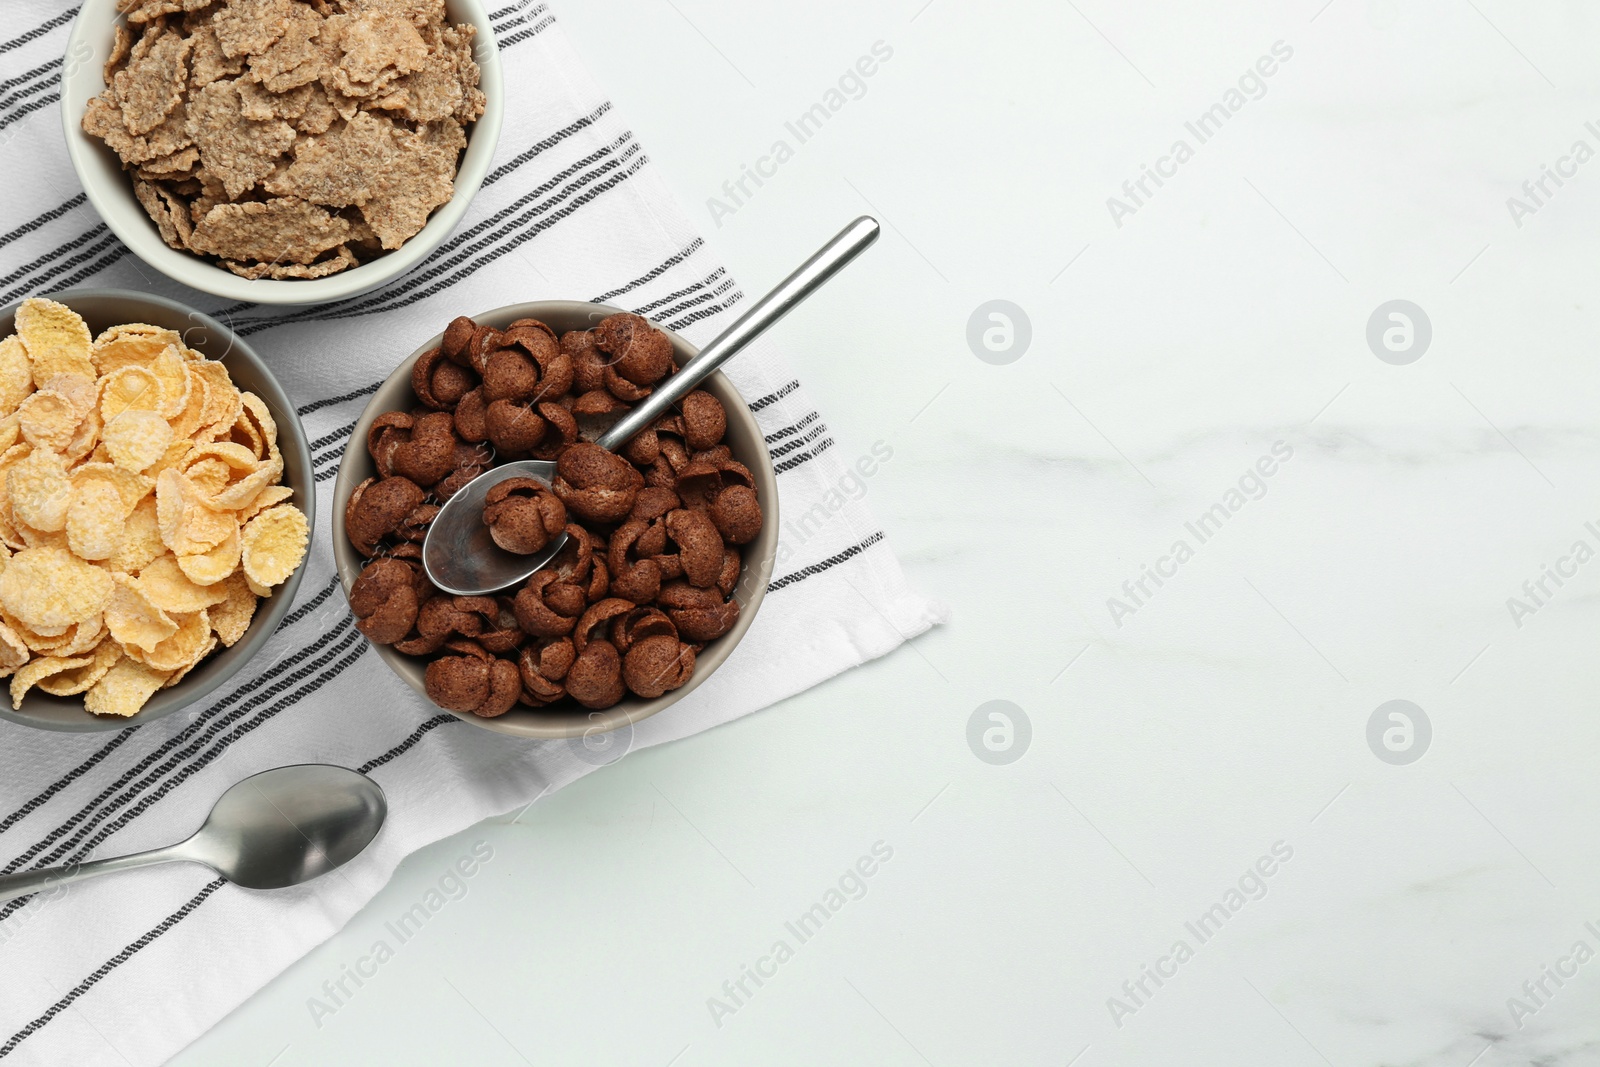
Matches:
[[0, 765, 386, 904], [422, 215, 881, 596]]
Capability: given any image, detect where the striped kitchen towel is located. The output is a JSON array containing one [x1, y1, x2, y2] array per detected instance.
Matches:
[[0, 3, 945, 1063]]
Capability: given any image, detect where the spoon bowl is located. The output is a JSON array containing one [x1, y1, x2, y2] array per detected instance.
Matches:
[[423, 459, 563, 596], [186, 765, 389, 891], [0, 765, 387, 903]]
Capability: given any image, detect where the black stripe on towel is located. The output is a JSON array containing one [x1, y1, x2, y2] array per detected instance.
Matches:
[[357, 715, 461, 774], [0, 878, 226, 1060], [0, 9, 78, 57], [298, 381, 380, 417], [747, 381, 800, 412], [0, 192, 85, 250], [767, 531, 885, 592]]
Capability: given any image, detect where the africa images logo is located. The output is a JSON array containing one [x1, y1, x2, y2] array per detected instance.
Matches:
[[1106, 41, 1295, 228], [706, 42, 895, 227]]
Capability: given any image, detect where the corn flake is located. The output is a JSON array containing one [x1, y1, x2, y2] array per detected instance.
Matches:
[[229, 412, 263, 457], [66, 477, 128, 561], [239, 483, 293, 521], [92, 324, 182, 376], [188, 441, 280, 510], [107, 497, 166, 574], [9, 449, 72, 532], [161, 631, 217, 688], [58, 614, 108, 658], [2, 608, 67, 653], [156, 468, 237, 553], [73, 464, 152, 513], [168, 366, 209, 439], [0, 620, 29, 676], [0, 336, 35, 417], [125, 608, 210, 672], [208, 571, 257, 646], [11, 653, 97, 709], [15, 299, 95, 382], [177, 526, 240, 586], [0, 546, 114, 635], [17, 389, 84, 454], [240, 504, 307, 589], [186, 457, 230, 496], [15, 523, 69, 553], [238, 392, 278, 454], [142, 550, 234, 609], [192, 360, 242, 438], [150, 345, 192, 419], [100, 365, 166, 420], [107, 572, 178, 651], [149, 439, 194, 479], [36, 640, 123, 697], [104, 409, 174, 472], [85, 657, 172, 717], [62, 404, 103, 467]]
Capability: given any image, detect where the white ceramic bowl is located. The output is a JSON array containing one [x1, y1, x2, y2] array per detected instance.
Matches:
[[59, 0, 504, 306]]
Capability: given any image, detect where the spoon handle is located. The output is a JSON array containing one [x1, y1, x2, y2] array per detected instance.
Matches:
[[0, 845, 189, 905], [596, 215, 881, 451]]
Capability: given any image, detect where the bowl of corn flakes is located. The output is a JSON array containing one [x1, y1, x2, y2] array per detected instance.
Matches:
[[60, 0, 504, 305], [0, 290, 314, 732]]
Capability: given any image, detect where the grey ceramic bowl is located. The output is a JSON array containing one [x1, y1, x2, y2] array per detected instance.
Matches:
[[333, 301, 778, 739], [0, 290, 314, 732]]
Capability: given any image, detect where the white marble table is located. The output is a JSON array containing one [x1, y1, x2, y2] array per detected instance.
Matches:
[[174, 0, 1600, 1063]]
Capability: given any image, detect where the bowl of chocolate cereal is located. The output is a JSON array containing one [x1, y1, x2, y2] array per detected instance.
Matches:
[[60, 0, 503, 305], [332, 302, 779, 739]]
